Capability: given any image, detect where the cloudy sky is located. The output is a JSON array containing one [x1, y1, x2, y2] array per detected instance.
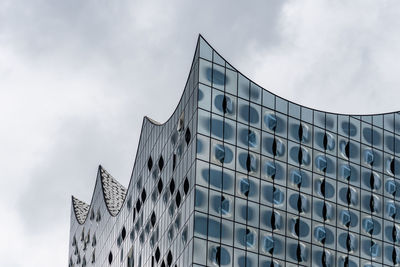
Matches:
[[2, 0, 400, 266]]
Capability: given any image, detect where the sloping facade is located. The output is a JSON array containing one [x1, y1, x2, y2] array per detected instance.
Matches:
[[69, 36, 400, 267]]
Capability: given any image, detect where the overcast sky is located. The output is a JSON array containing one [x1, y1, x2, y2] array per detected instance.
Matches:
[[2, 0, 400, 266]]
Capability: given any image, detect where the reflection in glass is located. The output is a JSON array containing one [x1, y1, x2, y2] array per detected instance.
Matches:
[[364, 149, 374, 165], [315, 155, 327, 172], [264, 161, 276, 179], [263, 236, 274, 254], [273, 187, 285, 205], [264, 113, 277, 131], [314, 226, 326, 244]]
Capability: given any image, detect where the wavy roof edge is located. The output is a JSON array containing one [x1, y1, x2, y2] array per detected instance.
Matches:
[[71, 165, 128, 224], [70, 35, 201, 225], [71, 34, 400, 225], [198, 34, 400, 116]]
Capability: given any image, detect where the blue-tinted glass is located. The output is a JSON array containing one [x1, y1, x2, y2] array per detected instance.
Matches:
[[276, 97, 287, 114], [245, 229, 255, 248], [199, 38, 212, 60], [240, 178, 250, 196], [214, 144, 225, 163], [263, 236, 274, 254], [225, 68, 237, 95], [264, 161, 276, 179], [273, 187, 284, 205], [316, 155, 327, 172], [290, 170, 302, 187], [340, 210, 351, 227], [364, 149, 374, 165], [219, 196, 230, 215], [340, 164, 351, 180], [262, 90, 275, 109], [387, 202, 397, 218], [369, 241, 380, 257], [247, 129, 257, 148], [314, 226, 326, 243], [70, 37, 400, 267]]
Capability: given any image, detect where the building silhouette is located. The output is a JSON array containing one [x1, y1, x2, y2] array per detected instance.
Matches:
[[69, 35, 400, 267]]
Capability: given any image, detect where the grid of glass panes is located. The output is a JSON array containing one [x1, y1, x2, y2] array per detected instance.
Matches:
[[194, 42, 400, 267]]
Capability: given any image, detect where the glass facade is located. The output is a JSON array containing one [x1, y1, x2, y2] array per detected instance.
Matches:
[[69, 36, 400, 267]]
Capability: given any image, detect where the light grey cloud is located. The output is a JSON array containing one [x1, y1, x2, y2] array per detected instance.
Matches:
[[1, 0, 400, 266], [248, 0, 400, 114]]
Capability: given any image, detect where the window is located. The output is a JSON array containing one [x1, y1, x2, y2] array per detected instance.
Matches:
[[290, 170, 302, 188], [168, 226, 174, 242], [177, 113, 184, 132], [222, 95, 233, 114], [127, 195, 132, 210], [158, 156, 164, 171], [151, 212, 156, 227], [157, 179, 163, 194], [108, 252, 113, 264], [172, 154, 177, 171], [239, 178, 250, 197], [136, 177, 142, 191], [315, 155, 327, 172], [185, 128, 191, 145], [130, 229, 135, 242], [127, 247, 134, 267], [80, 228, 85, 242], [263, 236, 274, 254], [167, 251, 173, 266], [147, 156, 153, 171], [219, 196, 230, 215], [155, 247, 160, 263], [270, 211, 281, 230], [169, 179, 175, 194], [181, 226, 188, 244], [296, 243, 306, 262], [245, 153, 257, 172], [141, 188, 147, 203], [89, 209, 94, 221], [92, 233, 96, 247], [121, 227, 126, 240], [323, 132, 335, 151], [175, 191, 181, 208], [264, 113, 277, 131], [210, 246, 221, 265], [183, 178, 189, 195], [136, 199, 141, 213], [245, 228, 255, 248], [314, 226, 326, 244], [214, 144, 225, 163], [89, 252, 94, 265]]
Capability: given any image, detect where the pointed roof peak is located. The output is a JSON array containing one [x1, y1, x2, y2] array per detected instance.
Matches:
[[99, 166, 127, 216], [71, 195, 90, 224]]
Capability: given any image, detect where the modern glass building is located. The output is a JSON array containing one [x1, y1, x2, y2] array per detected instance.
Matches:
[[69, 35, 400, 267]]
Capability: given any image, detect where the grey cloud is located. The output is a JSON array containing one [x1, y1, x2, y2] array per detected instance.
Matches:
[[3, 1, 400, 266], [16, 116, 136, 232]]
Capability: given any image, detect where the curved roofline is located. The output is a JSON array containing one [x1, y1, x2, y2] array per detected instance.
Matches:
[[199, 34, 400, 117], [70, 35, 201, 224], [99, 165, 127, 216], [115, 35, 201, 218], [72, 33, 400, 225], [70, 167, 102, 225], [142, 36, 200, 128]]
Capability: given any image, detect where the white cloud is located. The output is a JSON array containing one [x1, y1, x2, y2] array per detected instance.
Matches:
[[1, 0, 400, 266]]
